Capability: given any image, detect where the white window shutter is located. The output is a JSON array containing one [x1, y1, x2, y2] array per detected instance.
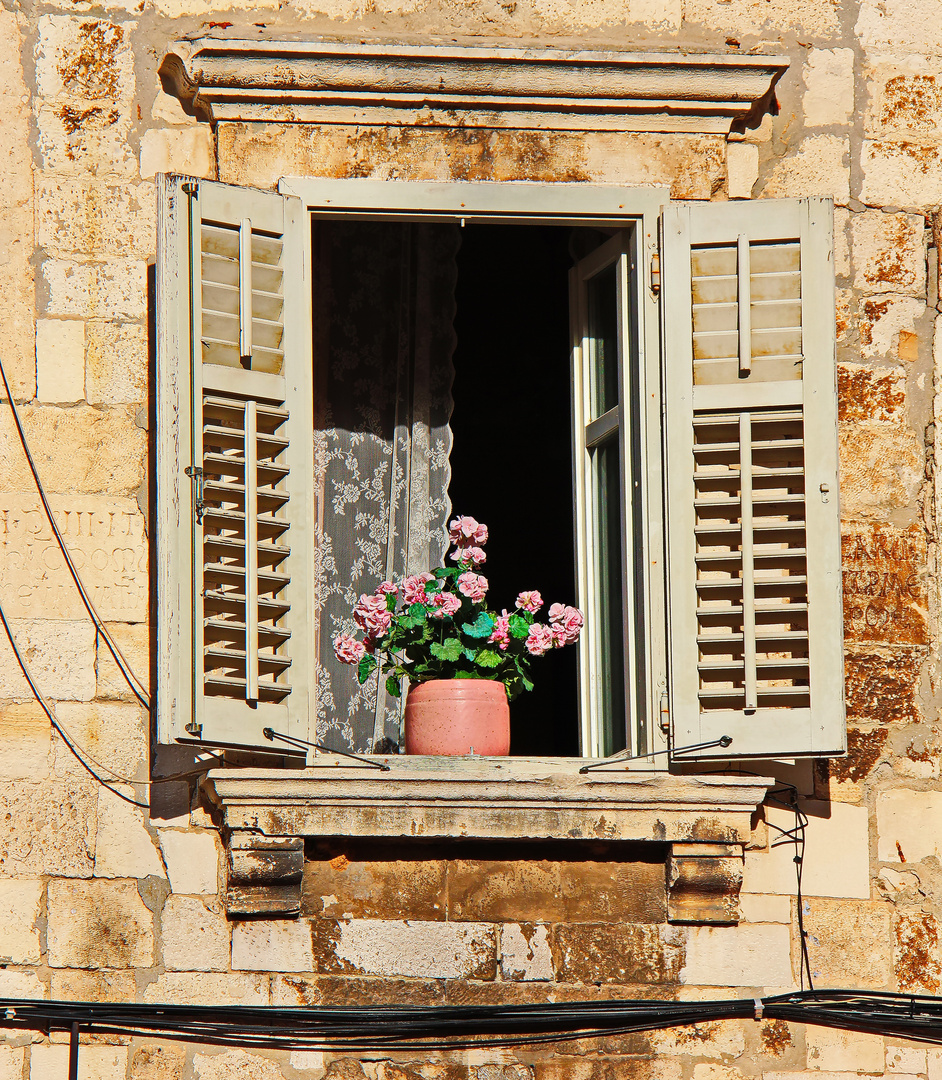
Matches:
[[157, 175, 314, 750], [662, 197, 845, 760]]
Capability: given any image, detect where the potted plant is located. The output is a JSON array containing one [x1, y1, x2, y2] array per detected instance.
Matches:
[[333, 516, 584, 755]]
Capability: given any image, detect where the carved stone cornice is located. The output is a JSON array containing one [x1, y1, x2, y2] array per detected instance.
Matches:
[[159, 40, 788, 134]]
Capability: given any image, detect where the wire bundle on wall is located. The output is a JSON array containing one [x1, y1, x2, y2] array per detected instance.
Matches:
[[2, 991, 942, 1053]]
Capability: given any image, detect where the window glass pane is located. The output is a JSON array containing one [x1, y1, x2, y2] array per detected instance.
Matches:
[[586, 263, 619, 418], [594, 437, 627, 755]]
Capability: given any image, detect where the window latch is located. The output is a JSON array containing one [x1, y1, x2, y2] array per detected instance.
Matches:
[[660, 691, 670, 733], [185, 465, 205, 524], [650, 252, 661, 295]]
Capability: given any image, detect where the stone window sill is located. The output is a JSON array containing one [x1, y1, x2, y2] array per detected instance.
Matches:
[[205, 760, 772, 923]]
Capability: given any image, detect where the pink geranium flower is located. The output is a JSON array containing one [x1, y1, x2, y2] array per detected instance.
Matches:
[[488, 611, 511, 651], [374, 580, 398, 598], [549, 603, 584, 643], [457, 571, 489, 602], [333, 633, 366, 665], [448, 516, 488, 546], [401, 572, 434, 606], [516, 590, 543, 614], [430, 591, 461, 619], [525, 623, 554, 656], [450, 544, 486, 567]]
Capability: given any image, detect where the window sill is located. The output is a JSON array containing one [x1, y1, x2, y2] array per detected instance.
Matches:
[[206, 760, 773, 921]]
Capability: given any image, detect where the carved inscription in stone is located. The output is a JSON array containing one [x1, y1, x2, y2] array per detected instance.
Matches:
[[842, 523, 927, 645], [0, 495, 147, 622]]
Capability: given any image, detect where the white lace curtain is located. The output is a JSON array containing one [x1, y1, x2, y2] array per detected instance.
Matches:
[[312, 220, 459, 752]]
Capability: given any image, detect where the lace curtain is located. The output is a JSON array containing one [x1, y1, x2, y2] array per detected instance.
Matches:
[[312, 220, 459, 752]]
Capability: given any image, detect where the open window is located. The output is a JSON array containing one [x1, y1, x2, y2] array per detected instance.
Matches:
[[156, 177, 845, 764]]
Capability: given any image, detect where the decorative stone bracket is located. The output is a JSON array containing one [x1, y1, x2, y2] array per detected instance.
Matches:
[[206, 759, 771, 920], [667, 842, 745, 925], [159, 39, 788, 135]]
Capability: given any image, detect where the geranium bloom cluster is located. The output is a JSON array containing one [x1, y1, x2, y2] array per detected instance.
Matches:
[[332, 515, 584, 702]]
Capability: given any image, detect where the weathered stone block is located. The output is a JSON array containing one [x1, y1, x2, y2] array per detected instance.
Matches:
[[0, 409, 146, 496], [47, 879, 155, 968], [681, 924, 792, 987], [158, 830, 219, 895], [500, 923, 553, 982], [878, 789, 942, 862], [53, 702, 147, 780], [139, 128, 216, 181], [271, 973, 444, 1008], [802, 899, 892, 989], [0, 1048, 24, 1080], [683, 0, 839, 33], [37, 178, 155, 258], [0, 703, 51, 779], [228, 834, 303, 917], [888, 1047, 928, 1073], [50, 969, 136, 1002], [739, 894, 791, 923], [130, 1044, 187, 1080], [743, 801, 869, 900], [0, 779, 96, 877], [727, 142, 758, 199], [0, 495, 148, 621], [806, 1025, 885, 1071], [30, 1045, 127, 1080], [820, 726, 889, 797], [232, 919, 314, 973], [840, 422, 924, 514], [838, 364, 905, 423], [895, 910, 941, 993], [142, 972, 269, 1006], [94, 786, 165, 879], [842, 525, 928, 646], [0, 618, 96, 701], [667, 845, 743, 925], [303, 841, 445, 920], [867, 62, 942, 140], [36, 104, 137, 178], [804, 49, 855, 127], [861, 140, 942, 208], [42, 258, 147, 319], [0, 880, 41, 963], [35, 17, 133, 101], [0, 969, 45, 998], [856, 0, 942, 56], [852, 211, 926, 296], [313, 919, 497, 980], [857, 295, 925, 360], [762, 136, 850, 204], [85, 322, 147, 405], [652, 1021, 746, 1060], [552, 923, 684, 985], [162, 897, 229, 972], [192, 1050, 284, 1080], [36, 319, 84, 403]]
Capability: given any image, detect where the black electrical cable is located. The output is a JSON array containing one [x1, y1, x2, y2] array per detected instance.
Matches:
[[1, 992, 942, 1052]]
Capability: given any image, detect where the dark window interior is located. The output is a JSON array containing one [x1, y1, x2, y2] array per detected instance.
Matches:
[[449, 224, 579, 756]]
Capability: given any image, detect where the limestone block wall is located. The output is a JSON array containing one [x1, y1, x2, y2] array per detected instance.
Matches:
[[0, 0, 938, 1077]]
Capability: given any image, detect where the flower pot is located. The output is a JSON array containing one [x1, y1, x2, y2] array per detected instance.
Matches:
[[403, 679, 510, 756]]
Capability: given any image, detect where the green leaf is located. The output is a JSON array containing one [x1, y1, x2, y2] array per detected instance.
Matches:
[[474, 648, 502, 669], [430, 638, 463, 662], [385, 674, 402, 698], [508, 612, 530, 639], [461, 612, 496, 639], [357, 653, 377, 684]]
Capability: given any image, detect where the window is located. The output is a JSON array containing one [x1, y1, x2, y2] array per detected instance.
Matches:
[[156, 176, 846, 763]]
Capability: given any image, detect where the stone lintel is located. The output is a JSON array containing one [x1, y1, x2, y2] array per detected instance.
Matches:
[[159, 40, 788, 134], [667, 841, 745, 925]]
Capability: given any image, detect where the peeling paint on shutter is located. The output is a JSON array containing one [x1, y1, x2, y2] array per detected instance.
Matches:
[[663, 198, 844, 760]]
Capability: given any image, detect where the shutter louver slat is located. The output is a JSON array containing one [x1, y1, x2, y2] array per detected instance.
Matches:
[[664, 197, 844, 760]]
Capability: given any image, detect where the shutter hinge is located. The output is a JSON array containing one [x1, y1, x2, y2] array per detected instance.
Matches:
[[650, 252, 661, 295], [660, 690, 670, 734], [185, 465, 205, 524], [185, 719, 202, 736], [182, 180, 199, 196]]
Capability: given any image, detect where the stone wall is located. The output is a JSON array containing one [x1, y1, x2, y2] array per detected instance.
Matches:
[[0, 0, 940, 1077]]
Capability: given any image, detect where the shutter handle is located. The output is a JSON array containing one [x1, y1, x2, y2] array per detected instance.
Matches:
[[819, 482, 830, 504], [185, 465, 206, 523]]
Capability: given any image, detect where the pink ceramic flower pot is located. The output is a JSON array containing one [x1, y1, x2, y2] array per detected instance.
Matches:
[[403, 679, 510, 756]]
